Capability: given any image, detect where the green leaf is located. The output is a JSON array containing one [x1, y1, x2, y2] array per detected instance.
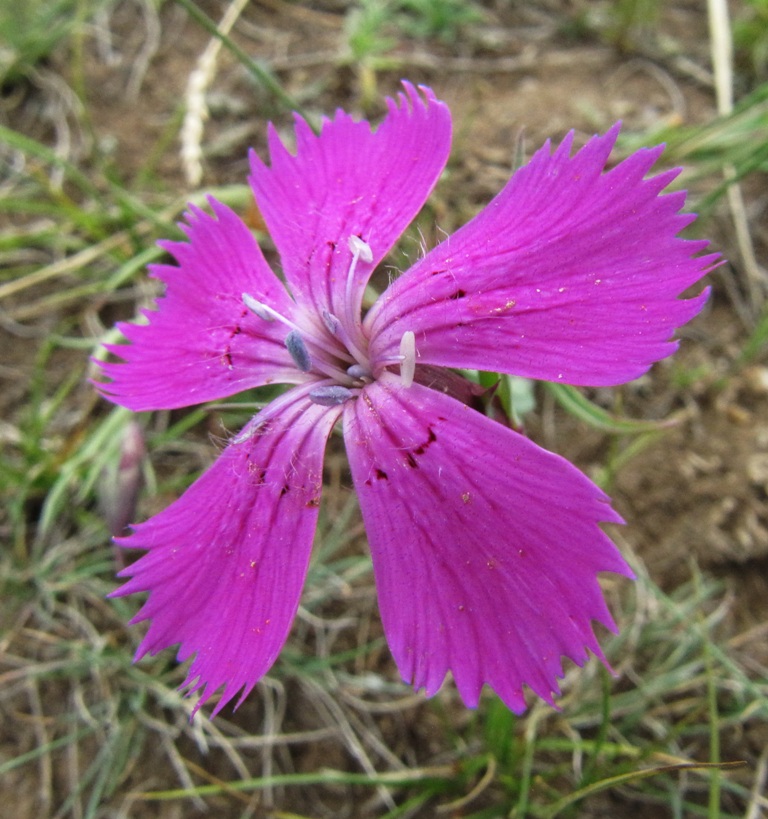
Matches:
[[545, 382, 677, 434]]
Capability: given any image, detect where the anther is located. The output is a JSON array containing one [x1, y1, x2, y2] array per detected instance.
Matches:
[[348, 235, 373, 263], [309, 385, 354, 406], [285, 331, 312, 372], [399, 330, 416, 388], [346, 363, 371, 380], [242, 293, 277, 322], [322, 310, 339, 335]]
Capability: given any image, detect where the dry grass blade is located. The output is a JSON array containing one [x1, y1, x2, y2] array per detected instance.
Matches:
[[707, 0, 765, 308], [180, 0, 252, 187]]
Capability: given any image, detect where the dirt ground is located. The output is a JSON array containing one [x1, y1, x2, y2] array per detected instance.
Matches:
[[2, 0, 767, 816]]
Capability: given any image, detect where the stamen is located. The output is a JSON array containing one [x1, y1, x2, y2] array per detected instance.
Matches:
[[348, 234, 373, 263], [399, 330, 416, 388], [242, 293, 280, 322], [309, 385, 354, 406], [244, 293, 354, 370], [341, 235, 374, 360], [285, 331, 312, 372], [345, 236, 373, 307]]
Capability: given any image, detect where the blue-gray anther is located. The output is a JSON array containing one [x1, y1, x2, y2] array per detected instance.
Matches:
[[322, 310, 339, 335], [309, 385, 354, 406], [346, 363, 371, 380], [285, 330, 312, 372]]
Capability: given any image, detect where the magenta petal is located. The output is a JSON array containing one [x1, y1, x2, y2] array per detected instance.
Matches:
[[343, 375, 631, 712], [249, 83, 451, 322], [112, 388, 342, 715], [367, 125, 718, 387], [98, 199, 300, 411]]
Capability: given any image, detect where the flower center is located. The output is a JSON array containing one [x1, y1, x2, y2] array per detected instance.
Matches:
[[242, 236, 415, 406]]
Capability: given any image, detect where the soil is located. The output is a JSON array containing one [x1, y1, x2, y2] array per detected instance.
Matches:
[[2, 0, 767, 817]]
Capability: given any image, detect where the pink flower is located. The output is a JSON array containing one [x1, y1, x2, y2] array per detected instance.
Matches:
[[98, 83, 717, 716]]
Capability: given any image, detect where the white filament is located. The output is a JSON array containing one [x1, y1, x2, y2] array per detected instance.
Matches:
[[343, 235, 373, 347]]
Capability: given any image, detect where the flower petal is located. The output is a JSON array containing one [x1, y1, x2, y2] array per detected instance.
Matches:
[[98, 198, 301, 412], [367, 125, 718, 387], [343, 376, 631, 712], [112, 387, 342, 715], [249, 83, 451, 329]]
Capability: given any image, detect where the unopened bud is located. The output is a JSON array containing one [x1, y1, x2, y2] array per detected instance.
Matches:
[[100, 421, 145, 537]]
